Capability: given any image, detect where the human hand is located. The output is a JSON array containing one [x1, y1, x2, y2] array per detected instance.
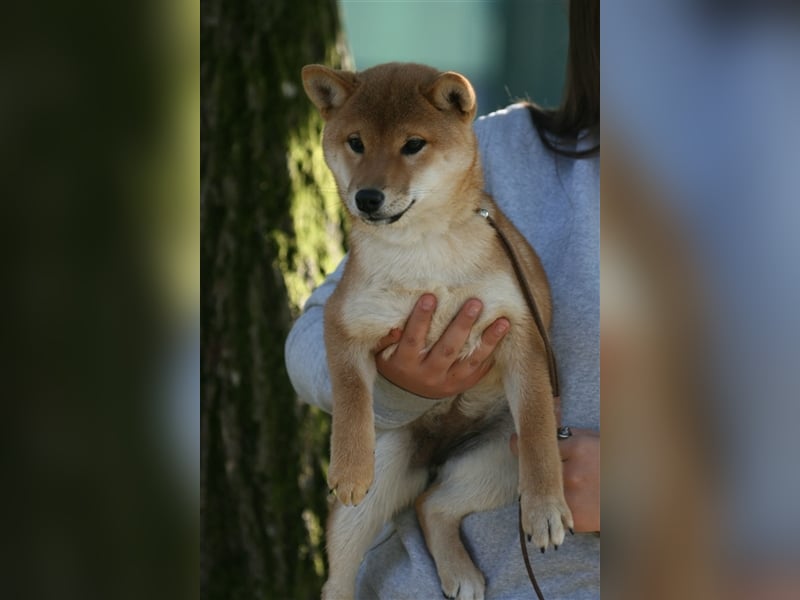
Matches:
[[373, 294, 510, 399], [511, 428, 600, 533]]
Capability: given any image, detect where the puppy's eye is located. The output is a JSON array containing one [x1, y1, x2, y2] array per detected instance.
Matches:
[[347, 135, 365, 154], [401, 138, 426, 155]]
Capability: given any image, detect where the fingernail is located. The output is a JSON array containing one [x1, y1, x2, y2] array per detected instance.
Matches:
[[466, 300, 481, 317], [540, 547, 545, 554], [495, 319, 509, 334], [554, 545, 559, 551], [569, 528, 575, 536], [420, 295, 435, 311]]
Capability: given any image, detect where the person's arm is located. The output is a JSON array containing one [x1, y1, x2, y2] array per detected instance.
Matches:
[[284, 259, 345, 415]]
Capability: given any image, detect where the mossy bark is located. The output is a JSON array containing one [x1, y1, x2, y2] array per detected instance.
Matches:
[[201, 1, 347, 598]]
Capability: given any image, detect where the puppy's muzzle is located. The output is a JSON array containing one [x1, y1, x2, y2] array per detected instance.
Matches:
[[355, 188, 385, 216]]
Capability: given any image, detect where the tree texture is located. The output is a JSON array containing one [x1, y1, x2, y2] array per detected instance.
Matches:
[[201, 1, 348, 598]]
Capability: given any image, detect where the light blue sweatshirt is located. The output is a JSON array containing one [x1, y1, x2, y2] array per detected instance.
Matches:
[[285, 103, 599, 599]]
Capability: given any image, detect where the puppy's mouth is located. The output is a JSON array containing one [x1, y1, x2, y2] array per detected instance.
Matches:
[[362, 199, 416, 225]]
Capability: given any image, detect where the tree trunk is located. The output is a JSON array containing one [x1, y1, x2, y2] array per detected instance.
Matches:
[[200, 1, 348, 598]]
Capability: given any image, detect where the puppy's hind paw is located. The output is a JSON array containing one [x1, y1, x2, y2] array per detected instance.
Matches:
[[438, 563, 485, 600]]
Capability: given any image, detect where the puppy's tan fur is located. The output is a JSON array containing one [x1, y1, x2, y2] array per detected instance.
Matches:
[[302, 62, 572, 600]]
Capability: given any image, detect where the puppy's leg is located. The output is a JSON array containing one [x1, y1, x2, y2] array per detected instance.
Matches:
[[415, 423, 518, 600], [503, 340, 573, 551], [327, 340, 377, 506], [323, 428, 428, 600]]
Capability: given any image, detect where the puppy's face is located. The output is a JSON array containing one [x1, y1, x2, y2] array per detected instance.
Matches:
[[302, 63, 479, 229]]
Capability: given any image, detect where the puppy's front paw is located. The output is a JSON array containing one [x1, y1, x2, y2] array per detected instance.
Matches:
[[327, 446, 374, 506], [520, 491, 573, 552]]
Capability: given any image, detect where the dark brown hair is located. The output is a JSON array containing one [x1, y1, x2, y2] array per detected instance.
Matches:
[[528, 0, 599, 157]]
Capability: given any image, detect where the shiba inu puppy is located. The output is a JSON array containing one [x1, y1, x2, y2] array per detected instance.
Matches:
[[301, 62, 572, 600]]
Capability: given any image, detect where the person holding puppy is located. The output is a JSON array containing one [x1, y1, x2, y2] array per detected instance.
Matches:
[[286, 0, 599, 597]]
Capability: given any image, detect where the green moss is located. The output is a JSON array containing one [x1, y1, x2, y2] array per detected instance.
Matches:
[[277, 113, 345, 315]]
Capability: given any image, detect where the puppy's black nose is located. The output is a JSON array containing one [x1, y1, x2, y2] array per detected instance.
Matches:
[[355, 189, 385, 214]]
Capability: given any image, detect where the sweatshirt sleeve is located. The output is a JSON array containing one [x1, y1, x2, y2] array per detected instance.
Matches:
[[284, 256, 444, 428], [283, 259, 344, 415]]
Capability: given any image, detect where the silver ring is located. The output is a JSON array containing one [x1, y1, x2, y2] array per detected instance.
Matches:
[[557, 426, 572, 440]]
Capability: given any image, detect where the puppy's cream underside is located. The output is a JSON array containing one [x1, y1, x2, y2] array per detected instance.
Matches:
[[301, 61, 572, 600]]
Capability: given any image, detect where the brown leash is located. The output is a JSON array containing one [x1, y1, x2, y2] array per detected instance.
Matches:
[[476, 208, 560, 401], [518, 500, 547, 600], [477, 207, 558, 600]]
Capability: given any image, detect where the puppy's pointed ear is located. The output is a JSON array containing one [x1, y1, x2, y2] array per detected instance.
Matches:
[[301, 65, 358, 119], [424, 72, 477, 120]]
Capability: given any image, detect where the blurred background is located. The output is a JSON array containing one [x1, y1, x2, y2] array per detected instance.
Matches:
[[340, 0, 569, 115], [3, 0, 198, 599]]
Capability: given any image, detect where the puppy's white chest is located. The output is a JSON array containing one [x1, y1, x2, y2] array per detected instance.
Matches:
[[339, 251, 521, 353]]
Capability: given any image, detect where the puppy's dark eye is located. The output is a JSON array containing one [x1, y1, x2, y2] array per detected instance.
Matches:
[[347, 135, 365, 154], [401, 138, 426, 155]]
